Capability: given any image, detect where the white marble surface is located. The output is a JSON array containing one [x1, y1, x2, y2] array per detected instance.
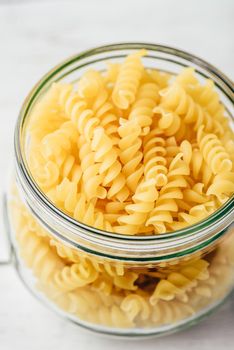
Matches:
[[0, 0, 233, 349]]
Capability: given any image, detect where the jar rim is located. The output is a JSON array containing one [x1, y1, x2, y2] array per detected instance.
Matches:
[[14, 42, 234, 261]]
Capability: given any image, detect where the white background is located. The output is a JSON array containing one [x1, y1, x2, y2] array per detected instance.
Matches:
[[0, 0, 233, 349]]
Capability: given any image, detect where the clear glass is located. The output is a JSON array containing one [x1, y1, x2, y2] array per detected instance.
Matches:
[[5, 43, 234, 337]]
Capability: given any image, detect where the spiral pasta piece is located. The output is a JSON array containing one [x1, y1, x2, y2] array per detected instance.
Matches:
[[50, 239, 82, 263], [168, 201, 217, 231], [151, 300, 195, 325], [150, 259, 209, 304], [91, 88, 119, 142], [118, 120, 144, 193], [183, 182, 210, 205], [47, 179, 112, 231], [120, 294, 150, 323], [146, 153, 190, 233], [117, 179, 158, 231], [197, 126, 232, 175], [92, 127, 129, 202], [92, 88, 112, 115], [77, 69, 105, 99], [113, 271, 138, 290], [60, 155, 82, 186], [58, 84, 101, 141], [143, 129, 168, 187], [176, 69, 229, 128], [112, 50, 146, 109], [105, 63, 120, 84], [207, 172, 234, 202], [160, 83, 223, 135], [52, 261, 99, 292], [153, 106, 181, 137], [78, 135, 106, 200], [175, 67, 199, 88], [32, 160, 60, 190], [180, 143, 213, 190], [29, 83, 68, 141], [191, 247, 233, 302], [17, 227, 64, 282], [128, 83, 159, 132], [142, 68, 171, 88], [74, 197, 112, 231], [164, 136, 180, 165], [41, 121, 79, 160]]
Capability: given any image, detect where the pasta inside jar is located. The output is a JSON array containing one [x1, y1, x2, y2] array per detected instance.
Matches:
[[7, 44, 234, 337]]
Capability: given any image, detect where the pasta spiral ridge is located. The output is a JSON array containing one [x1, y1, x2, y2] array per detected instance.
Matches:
[[92, 89, 119, 142]]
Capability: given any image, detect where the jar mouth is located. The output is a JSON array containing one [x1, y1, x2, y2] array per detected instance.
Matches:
[[13, 42, 234, 260]]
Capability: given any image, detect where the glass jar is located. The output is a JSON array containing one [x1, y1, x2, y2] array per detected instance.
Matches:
[[3, 43, 234, 337]]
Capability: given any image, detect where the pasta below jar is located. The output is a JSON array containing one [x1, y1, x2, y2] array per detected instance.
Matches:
[[26, 50, 234, 235]]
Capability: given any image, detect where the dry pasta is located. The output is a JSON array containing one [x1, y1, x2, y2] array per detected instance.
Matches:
[[26, 51, 233, 235]]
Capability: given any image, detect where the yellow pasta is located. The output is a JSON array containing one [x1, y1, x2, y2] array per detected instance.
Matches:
[[112, 50, 146, 109], [25, 51, 233, 235], [128, 82, 159, 132], [150, 259, 209, 304], [118, 120, 144, 193], [92, 126, 129, 202], [197, 126, 232, 174], [160, 82, 223, 135], [143, 131, 168, 187]]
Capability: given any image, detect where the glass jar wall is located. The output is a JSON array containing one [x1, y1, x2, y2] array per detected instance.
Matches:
[[5, 44, 234, 337]]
